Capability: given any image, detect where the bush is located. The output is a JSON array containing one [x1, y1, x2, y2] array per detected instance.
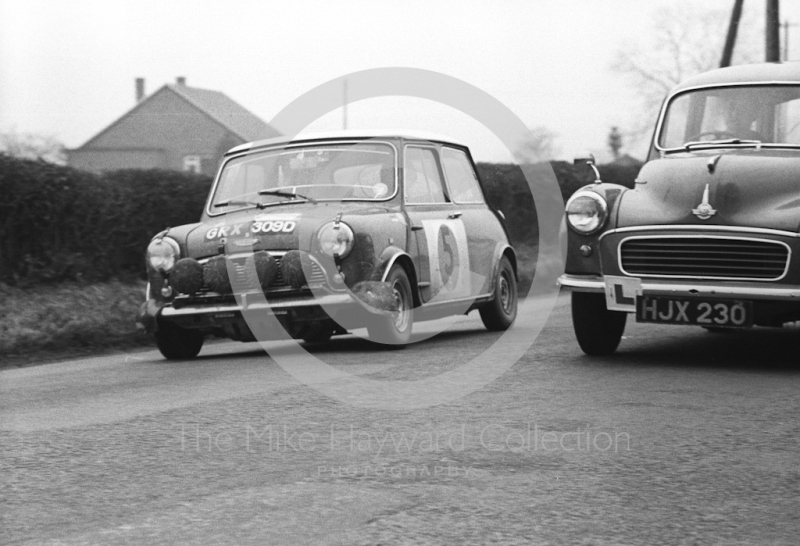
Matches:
[[0, 154, 211, 285]]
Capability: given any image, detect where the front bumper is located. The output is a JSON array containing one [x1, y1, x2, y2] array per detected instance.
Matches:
[[161, 292, 355, 318], [558, 274, 800, 301], [137, 281, 399, 340]]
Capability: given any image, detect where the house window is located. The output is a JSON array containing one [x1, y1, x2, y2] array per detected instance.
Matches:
[[183, 155, 202, 174]]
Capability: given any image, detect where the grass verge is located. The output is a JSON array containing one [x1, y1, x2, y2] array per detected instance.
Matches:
[[0, 280, 153, 367]]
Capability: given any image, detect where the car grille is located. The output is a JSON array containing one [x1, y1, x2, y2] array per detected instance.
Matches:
[[197, 252, 326, 295], [230, 253, 326, 290], [619, 237, 790, 280]]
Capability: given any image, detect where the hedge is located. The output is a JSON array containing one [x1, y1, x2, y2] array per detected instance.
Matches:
[[0, 154, 212, 285], [0, 154, 641, 285], [476, 161, 640, 249]]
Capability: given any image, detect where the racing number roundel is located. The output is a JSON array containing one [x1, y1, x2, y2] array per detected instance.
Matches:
[[437, 224, 459, 289]]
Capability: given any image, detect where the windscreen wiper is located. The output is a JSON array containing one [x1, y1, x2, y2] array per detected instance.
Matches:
[[258, 189, 317, 204], [213, 199, 268, 209], [684, 138, 762, 150]]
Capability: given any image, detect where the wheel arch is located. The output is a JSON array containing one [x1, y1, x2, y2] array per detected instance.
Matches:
[[379, 248, 421, 308], [501, 246, 519, 281], [490, 244, 519, 289]]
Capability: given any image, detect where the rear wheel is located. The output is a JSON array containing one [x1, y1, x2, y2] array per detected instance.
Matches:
[[366, 265, 413, 348], [480, 256, 518, 331], [571, 292, 627, 355], [155, 321, 204, 360]]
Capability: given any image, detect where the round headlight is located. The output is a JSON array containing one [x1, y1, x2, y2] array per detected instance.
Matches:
[[566, 191, 608, 234], [147, 237, 180, 272], [317, 222, 354, 259]]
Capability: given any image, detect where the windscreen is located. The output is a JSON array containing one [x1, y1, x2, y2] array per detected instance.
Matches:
[[211, 142, 396, 212], [658, 85, 800, 149]]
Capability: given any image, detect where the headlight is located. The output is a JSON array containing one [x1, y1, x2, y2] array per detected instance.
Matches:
[[566, 191, 608, 234], [317, 222, 354, 258], [147, 237, 180, 272]]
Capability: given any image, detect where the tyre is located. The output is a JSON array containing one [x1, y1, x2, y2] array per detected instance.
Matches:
[[366, 264, 413, 348], [480, 256, 518, 331], [155, 321, 204, 360], [571, 292, 627, 356]]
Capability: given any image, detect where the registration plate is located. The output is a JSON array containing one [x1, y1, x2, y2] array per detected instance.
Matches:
[[636, 297, 753, 327]]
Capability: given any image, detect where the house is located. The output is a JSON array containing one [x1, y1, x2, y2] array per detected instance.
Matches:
[[67, 77, 280, 175]]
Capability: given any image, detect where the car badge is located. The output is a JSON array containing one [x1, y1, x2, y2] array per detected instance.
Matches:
[[692, 184, 717, 220], [233, 237, 259, 247]]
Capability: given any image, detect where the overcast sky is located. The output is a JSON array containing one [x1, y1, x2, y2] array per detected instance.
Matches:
[[2, 0, 800, 163]]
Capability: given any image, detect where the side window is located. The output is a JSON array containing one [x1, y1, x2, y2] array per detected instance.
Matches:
[[442, 147, 484, 203], [404, 146, 447, 204], [777, 97, 800, 144]]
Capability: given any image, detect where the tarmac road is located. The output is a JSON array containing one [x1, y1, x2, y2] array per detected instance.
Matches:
[[2, 293, 799, 545]]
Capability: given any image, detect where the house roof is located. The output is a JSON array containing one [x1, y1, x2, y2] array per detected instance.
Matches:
[[74, 82, 279, 150], [167, 84, 280, 142]]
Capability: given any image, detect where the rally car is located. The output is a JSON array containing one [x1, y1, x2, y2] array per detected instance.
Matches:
[[137, 132, 518, 359]]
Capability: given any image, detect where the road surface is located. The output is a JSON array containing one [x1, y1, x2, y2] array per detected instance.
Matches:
[[2, 294, 799, 545]]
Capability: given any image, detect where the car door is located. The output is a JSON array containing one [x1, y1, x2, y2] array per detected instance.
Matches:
[[403, 144, 473, 305], [439, 146, 497, 297]]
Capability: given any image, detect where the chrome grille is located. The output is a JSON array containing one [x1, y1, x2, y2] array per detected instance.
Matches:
[[198, 252, 326, 293], [619, 237, 790, 280]]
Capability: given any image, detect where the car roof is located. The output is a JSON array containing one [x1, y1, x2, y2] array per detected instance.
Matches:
[[672, 61, 800, 94], [224, 130, 469, 156]]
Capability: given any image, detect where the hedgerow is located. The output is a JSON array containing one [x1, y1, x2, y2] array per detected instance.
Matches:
[[0, 153, 212, 285], [0, 154, 640, 285]]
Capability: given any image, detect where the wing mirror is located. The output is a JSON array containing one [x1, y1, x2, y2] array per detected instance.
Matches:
[[574, 153, 602, 185]]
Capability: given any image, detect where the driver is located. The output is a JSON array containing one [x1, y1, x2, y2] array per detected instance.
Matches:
[[720, 98, 762, 141]]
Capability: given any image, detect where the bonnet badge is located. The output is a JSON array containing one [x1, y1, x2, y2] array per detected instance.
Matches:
[[692, 184, 717, 220]]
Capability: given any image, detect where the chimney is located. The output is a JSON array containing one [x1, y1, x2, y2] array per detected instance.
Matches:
[[135, 78, 145, 102], [176, 76, 186, 86]]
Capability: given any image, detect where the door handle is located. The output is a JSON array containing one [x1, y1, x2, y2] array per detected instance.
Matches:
[[448, 211, 463, 219]]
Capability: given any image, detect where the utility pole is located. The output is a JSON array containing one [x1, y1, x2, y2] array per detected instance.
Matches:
[[766, 0, 780, 62], [343, 79, 348, 130], [720, 0, 744, 67]]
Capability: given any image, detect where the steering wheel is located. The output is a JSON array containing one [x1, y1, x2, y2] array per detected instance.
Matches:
[[688, 130, 739, 142]]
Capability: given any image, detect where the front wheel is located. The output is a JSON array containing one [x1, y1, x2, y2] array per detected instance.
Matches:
[[366, 265, 413, 348], [571, 292, 627, 355], [480, 256, 518, 331], [155, 321, 204, 360]]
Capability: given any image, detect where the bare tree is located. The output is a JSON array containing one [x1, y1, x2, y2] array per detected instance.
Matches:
[[514, 126, 561, 164], [0, 127, 67, 164], [612, 3, 763, 150]]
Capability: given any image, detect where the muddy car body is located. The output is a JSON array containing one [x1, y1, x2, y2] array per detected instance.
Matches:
[[559, 62, 800, 355], [137, 132, 518, 359]]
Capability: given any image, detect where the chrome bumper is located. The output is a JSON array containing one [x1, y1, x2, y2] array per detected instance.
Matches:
[[558, 274, 800, 301], [160, 292, 356, 317]]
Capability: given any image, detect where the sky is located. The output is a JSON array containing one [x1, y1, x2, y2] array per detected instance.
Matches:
[[2, 0, 800, 163]]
